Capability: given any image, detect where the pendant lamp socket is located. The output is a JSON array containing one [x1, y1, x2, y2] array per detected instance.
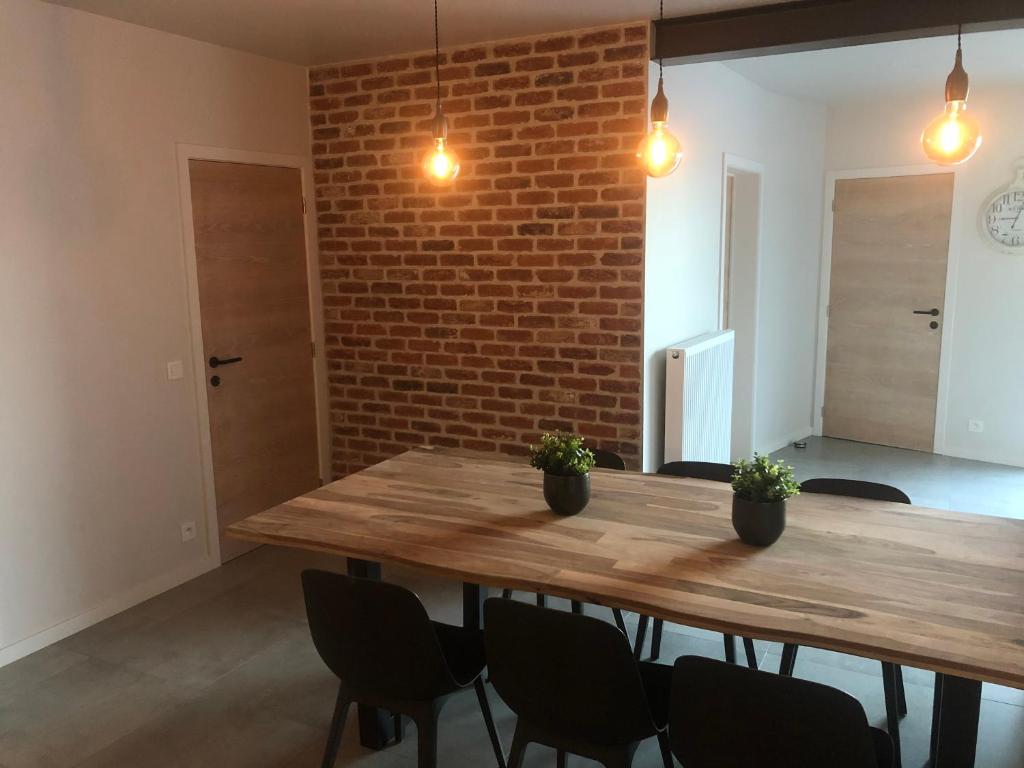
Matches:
[[651, 77, 669, 124], [945, 47, 969, 103], [431, 108, 449, 140]]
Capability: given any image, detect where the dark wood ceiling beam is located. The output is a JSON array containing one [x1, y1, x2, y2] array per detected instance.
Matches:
[[653, 0, 1024, 64]]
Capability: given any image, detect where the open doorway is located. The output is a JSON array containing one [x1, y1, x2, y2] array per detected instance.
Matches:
[[720, 156, 762, 460]]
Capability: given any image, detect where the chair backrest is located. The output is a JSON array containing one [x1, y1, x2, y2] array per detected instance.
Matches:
[[800, 478, 911, 504], [670, 656, 884, 768], [484, 598, 659, 746], [592, 448, 626, 471], [657, 461, 734, 484], [301, 569, 456, 701]]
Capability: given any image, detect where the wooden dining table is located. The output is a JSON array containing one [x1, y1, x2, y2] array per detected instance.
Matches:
[[228, 446, 1024, 768]]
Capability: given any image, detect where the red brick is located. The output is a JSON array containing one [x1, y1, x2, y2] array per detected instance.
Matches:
[[310, 23, 647, 477]]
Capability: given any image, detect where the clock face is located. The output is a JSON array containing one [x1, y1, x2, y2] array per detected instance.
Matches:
[[983, 188, 1024, 250]]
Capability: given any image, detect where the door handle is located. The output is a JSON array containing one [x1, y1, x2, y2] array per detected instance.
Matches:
[[209, 355, 243, 368], [913, 308, 940, 316]]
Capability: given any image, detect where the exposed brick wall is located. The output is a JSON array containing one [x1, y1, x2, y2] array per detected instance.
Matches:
[[309, 23, 649, 477]]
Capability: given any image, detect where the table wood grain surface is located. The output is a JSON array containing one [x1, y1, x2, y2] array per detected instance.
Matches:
[[228, 447, 1024, 689]]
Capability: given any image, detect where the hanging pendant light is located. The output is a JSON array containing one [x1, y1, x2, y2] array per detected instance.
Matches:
[[423, 0, 460, 186], [921, 25, 982, 165], [637, 0, 683, 178]]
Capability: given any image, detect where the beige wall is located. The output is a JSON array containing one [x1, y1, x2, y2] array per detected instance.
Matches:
[[0, 0, 311, 663], [644, 61, 827, 469], [826, 85, 1024, 468]]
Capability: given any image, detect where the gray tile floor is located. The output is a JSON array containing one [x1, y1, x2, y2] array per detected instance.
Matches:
[[1, 437, 1021, 767], [773, 436, 1024, 521]]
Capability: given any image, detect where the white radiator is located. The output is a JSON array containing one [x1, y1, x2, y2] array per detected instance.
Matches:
[[664, 330, 735, 464]]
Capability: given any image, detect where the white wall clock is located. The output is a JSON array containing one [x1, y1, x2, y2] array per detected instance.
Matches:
[[980, 160, 1024, 254]]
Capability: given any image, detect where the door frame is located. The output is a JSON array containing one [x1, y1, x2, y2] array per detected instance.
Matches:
[[719, 153, 764, 457], [812, 164, 963, 455], [175, 144, 330, 565]]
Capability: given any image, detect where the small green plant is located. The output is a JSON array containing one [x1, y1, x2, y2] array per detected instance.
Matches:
[[529, 432, 595, 477], [731, 454, 800, 503]]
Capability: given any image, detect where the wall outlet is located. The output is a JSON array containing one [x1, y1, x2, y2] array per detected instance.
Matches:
[[180, 521, 197, 542], [968, 419, 985, 433], [166, 360, 184, 380]]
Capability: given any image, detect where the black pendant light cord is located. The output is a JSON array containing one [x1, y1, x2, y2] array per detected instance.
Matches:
[[658, 0, 664, 77], [434, 0, 442, 110], [957, 23, 962, 50]]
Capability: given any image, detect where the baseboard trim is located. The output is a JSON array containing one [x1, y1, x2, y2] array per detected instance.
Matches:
[[0, 557, 218, 669]]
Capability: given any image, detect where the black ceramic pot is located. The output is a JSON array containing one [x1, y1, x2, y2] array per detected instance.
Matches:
[[543, 472, 591, 516], [731, 496, 786, 546]]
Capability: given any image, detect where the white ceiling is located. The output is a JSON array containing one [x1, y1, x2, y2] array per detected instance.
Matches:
[[40, 0, 783, 66], [723, 29, 1024, 105]]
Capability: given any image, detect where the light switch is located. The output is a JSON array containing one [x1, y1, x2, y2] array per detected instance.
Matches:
[[166, 360, 184, 380]]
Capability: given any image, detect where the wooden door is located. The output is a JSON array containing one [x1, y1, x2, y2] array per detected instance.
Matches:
[[189, 159, 320, 561], [823, 173, 953, 452]]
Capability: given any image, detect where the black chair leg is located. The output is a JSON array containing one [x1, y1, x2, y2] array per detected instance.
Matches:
[[742, 637, 758, 670], [633, 614, 650, 660], [474, 678, 507, 768], [506, 722, 530, 768], [656, 730, 673, 768], [570, 600, 583, 615], [895, 665, 907, 717], [650, 619, 663, 661], [536, 593, 548, 608], [723, 634, 737, 664], [415, 708, 440, 768], [612, 608, 628, 636], [881, 662, 903, 768], [557, 750, 568, 768], [779, 643, 799, 676], [930, 672, 942, 762], [321, 685, 351, 768], [501, 588, 513, 600]]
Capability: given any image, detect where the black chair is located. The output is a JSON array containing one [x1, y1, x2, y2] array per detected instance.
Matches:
[[301, 569, 505, 768], [640, 461, 758, 669], [781, 478, 911, 767], [669, 655, 894, 767], [658, 460, 734, 483], [501, 447, 629, 636], [591, 447, 627, 471], [484, 598, 673, 768]]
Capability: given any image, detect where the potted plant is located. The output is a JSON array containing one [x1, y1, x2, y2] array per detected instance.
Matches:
[[529, 432, 595, 516], [730, 454, 799, 546]]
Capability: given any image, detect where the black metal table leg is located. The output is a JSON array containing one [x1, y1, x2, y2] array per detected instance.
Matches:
[[463, 582, 488, 629], [930, 673, 982, 767], [346, 558, 399, 750]]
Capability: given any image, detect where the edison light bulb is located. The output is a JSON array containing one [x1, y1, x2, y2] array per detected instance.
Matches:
[[423, 137, 460, 186], [638, 75, 683, 178], [921, 100, 982, 165], [637, 121, 683, 178], [921, 36, 981, 166]]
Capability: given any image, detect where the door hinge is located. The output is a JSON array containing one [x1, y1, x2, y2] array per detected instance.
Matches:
[[302, 196, 307, 214], [831, 198, 836, 212], [826, 303, 830, 317], [311, 340, 316, 357]]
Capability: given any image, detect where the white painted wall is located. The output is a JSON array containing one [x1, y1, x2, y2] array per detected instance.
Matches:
[[643, 62, 826, 470], [0, 0, 311, 663], [826, 85, 1024, 467]]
